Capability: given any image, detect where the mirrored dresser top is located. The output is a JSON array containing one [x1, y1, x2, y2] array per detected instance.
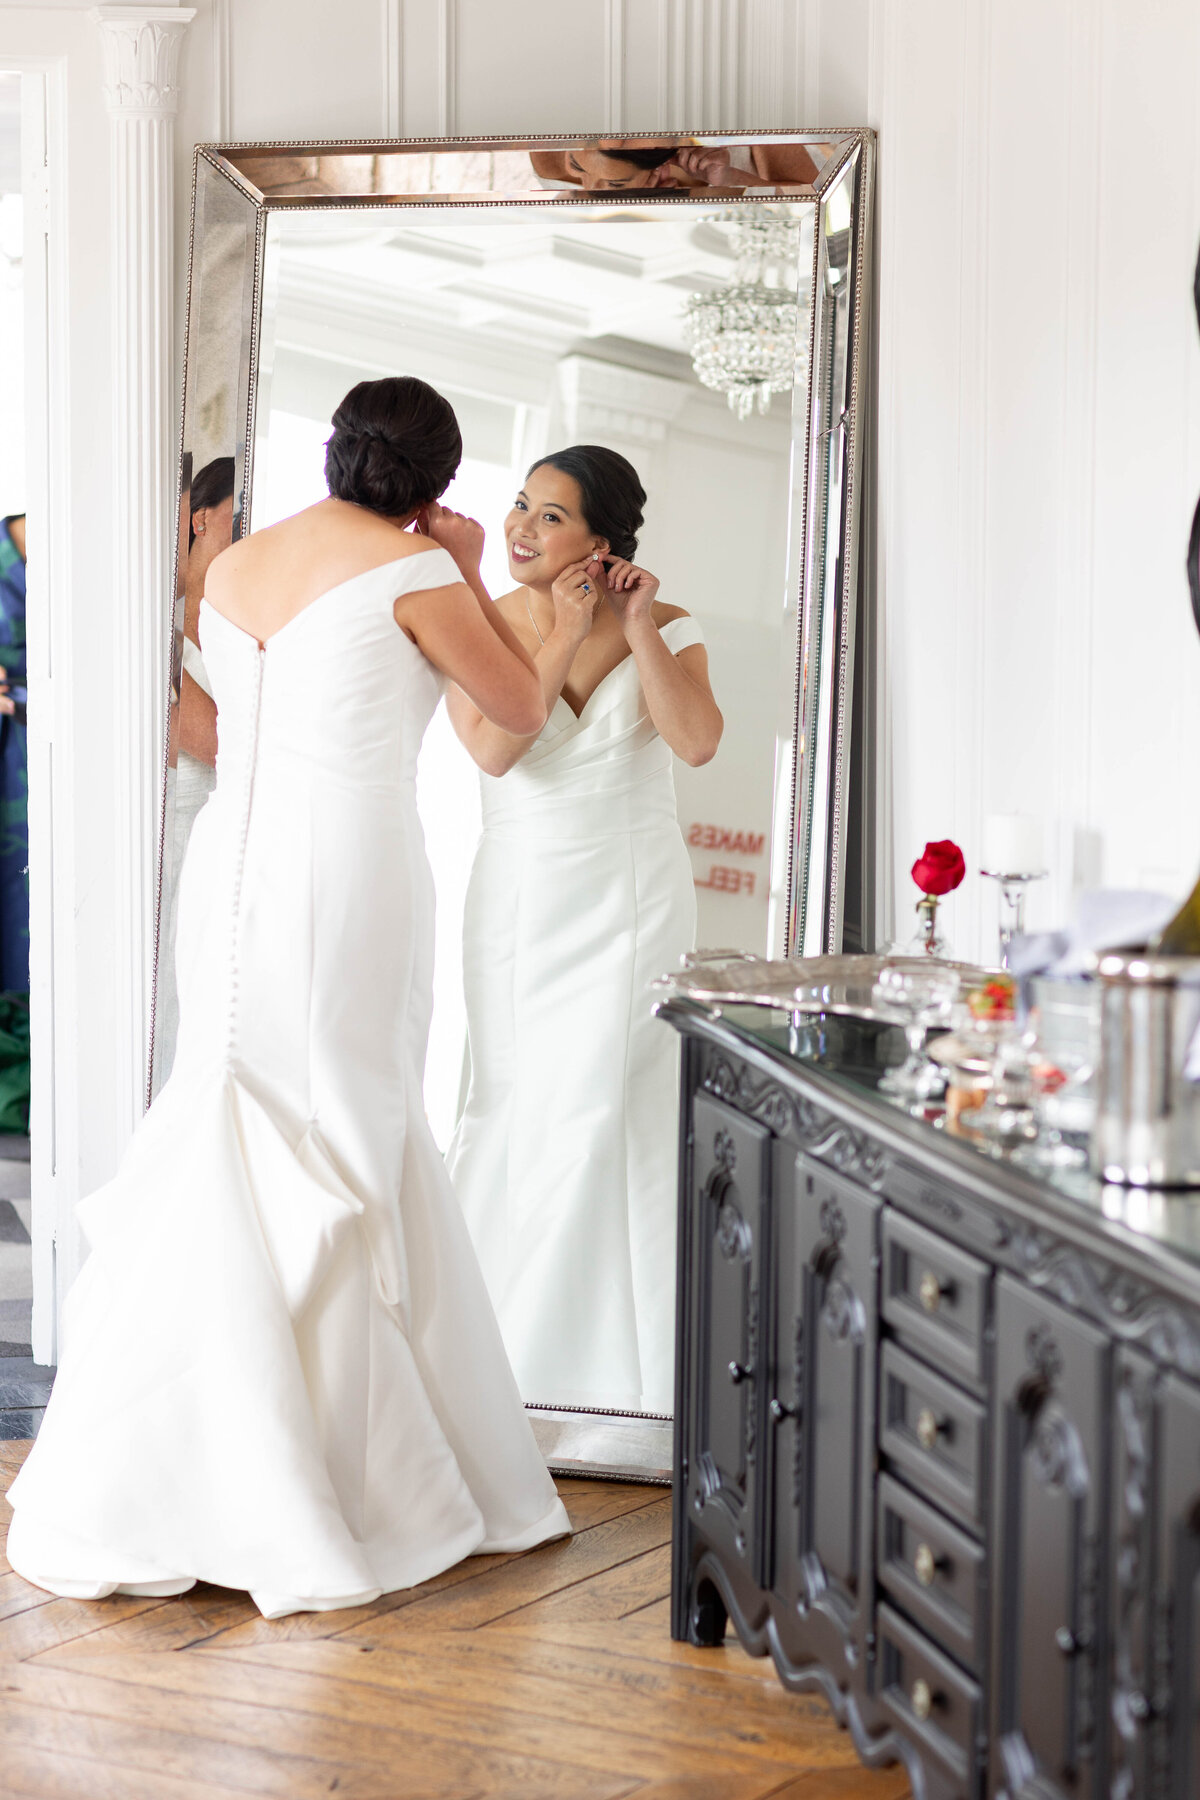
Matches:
[[703, 1003, 1200, 1278]]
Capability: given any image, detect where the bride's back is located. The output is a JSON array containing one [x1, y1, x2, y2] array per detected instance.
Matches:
[[205, 371, 466, 649], [204, 499, 435, 649]]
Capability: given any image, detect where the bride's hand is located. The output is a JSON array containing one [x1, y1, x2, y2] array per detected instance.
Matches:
[[603, 558, 659, 632], [669, 146, 746, 187], [550, 558, 606, 643], [418, 502, 485, 578]]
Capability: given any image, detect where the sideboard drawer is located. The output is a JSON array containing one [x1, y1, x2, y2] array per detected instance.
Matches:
[[882, 1211, 990, 1391], [878, 1601, 983, 1799], [877, 1472, 985, 1675], [881, 1342, 988, 1532]]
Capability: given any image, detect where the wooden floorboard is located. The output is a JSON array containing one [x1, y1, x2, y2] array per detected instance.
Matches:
[[0, 1441, 911, 1798]]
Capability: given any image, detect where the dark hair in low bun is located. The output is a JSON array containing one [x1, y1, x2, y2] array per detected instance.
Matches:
[[187, 455, 236, 551], [601, 145, 677, 171], [527, 444, 646, 561], [324, 376, 462, 518]]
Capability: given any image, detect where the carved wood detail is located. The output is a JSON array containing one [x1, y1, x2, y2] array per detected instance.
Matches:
[[701, 1048, 891, 1191]]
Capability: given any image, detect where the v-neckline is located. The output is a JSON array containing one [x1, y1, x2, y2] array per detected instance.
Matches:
[[555, 651, 638, 724]]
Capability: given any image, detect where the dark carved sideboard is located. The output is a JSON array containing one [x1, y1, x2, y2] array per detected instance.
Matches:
[[661, 1000, 1200, 1800]]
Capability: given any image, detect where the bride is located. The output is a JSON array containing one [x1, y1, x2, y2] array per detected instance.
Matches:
[[5, 376, 570, 1617], [443, 446, 723, 1414]]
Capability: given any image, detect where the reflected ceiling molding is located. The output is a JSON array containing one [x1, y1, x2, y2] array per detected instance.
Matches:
[[553, 353, 691, 449]]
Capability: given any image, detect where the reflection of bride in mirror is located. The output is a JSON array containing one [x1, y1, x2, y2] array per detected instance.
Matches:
[[439, 447, 723, 1413], [531, 138, 822, 192], [157, 455, 236, 1078]]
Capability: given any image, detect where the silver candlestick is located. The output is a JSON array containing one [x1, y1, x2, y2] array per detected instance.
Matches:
[[981, 869, 1047, 969]]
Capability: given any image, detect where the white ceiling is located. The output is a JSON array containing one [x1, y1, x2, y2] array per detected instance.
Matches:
[[270, 205, 814, 368]]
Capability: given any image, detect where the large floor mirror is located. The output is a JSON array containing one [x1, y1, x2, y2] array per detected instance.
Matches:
[[154, 133, 874, 1479]]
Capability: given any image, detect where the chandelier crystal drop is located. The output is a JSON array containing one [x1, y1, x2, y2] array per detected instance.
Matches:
[[684, 209, 809, 423]]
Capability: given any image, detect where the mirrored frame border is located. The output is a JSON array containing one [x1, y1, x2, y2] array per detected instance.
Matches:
[[156, 128, 876, 1481]]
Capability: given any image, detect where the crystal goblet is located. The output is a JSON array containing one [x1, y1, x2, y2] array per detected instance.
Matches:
[[874, 965, 960, 1103]]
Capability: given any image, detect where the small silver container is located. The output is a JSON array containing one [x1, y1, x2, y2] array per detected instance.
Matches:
[[1091, 949, 1200, 1188]]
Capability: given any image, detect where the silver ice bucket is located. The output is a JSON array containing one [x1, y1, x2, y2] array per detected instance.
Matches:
[[1091, 948, 1200, 1188]]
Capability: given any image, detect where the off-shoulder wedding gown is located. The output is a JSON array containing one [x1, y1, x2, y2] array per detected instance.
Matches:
[[5, 547, 569, 1618], [447, 615, 702, 1415]]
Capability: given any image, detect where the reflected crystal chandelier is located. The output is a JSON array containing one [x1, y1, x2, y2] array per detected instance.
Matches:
[[684, 209, 808, 422]]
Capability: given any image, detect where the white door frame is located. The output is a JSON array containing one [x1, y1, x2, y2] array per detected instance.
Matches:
[[6, 55, 77, 1368]]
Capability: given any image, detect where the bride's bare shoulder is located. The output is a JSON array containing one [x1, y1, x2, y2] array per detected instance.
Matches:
[[208, 502, 431, 602]]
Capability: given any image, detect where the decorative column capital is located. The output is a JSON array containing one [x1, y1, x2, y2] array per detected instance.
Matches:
[[92, 4, 196, 119]]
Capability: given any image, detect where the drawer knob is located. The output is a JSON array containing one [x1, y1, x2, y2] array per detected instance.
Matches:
[[915, 1406, 944, 1451], [728, 1360, 752, 1386], [914, 1541, 940, 1587], [769, 1397, 797, 1423], [918, 1270, 943, 1314], [911, 1677, 934, 1721]]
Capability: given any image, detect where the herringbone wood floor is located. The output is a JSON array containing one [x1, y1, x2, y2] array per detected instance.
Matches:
[[0, 1441, 911, 1798]]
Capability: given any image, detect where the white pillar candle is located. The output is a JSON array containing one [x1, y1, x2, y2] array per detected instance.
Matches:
[[982, 813, 1044, 874]]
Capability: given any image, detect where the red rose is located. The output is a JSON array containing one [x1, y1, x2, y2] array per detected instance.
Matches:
[[911, 839, 966, 897]]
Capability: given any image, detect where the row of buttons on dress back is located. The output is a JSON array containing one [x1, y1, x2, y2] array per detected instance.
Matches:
[[225, 647, 265, 1062]]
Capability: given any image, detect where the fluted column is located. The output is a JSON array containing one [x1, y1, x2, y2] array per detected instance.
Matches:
[[92, 2, 195, 1125]]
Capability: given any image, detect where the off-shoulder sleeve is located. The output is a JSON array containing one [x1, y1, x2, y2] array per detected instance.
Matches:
[[659, 613, 706, 655], [396, 545, 465, 593]]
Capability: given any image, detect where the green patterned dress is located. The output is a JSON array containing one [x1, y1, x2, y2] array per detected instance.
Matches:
[[0, 519, 30, 1130]]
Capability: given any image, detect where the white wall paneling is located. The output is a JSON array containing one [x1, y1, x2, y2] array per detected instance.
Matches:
[[381, 0, 401, 137], [784, 0, 1200, 957]]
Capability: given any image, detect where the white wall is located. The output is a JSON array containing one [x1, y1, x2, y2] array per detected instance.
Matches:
[[814, 0, 1200, 957], [5, 0, 1199, 1345]]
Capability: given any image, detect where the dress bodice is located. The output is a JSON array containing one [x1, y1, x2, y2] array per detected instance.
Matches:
[[480, 613, 704, 840], [199, 546, 458, 796]]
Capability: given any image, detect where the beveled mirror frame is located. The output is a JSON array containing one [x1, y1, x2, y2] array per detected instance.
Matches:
[[155, 129, 875, 1481]]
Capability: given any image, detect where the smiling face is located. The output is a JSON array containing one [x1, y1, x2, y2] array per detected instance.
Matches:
[[505, 466, 605, 587]]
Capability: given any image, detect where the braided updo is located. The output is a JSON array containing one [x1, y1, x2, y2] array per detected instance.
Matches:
[[527, 445, 646, 561], [324, 376, 462, 518]]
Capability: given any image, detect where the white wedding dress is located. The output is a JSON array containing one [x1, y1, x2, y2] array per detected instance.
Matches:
[[155, 637, 218, 1083], [446, 615, 701, 1415], [5, 547, 569, 1618]]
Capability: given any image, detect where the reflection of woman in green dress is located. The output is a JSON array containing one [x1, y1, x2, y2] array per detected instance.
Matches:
[[0, 515, 29, 1131]]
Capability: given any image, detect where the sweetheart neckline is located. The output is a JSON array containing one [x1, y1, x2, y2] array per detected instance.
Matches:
[[552, 654, 640, 724], [199, 546, 453, 651], [550, 616, 699, 725]]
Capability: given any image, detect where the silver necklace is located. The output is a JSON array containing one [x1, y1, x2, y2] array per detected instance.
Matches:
[[524, 592, 545, 646]]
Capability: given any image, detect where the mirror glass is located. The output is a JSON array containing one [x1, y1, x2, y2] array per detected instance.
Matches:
[[155, 156, 258, 1089], [154, 132, 874, 1466], [234, 197, 813, 1414]]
